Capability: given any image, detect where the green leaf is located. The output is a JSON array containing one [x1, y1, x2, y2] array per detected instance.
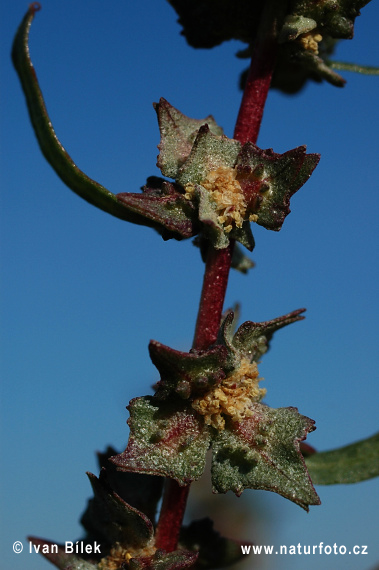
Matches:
[[154, 101, 318, 248], [279, 15, 318, 42], [11, 6, 131, 221], [155, 98, 224, 179], [96, 446, 164, 526], [166, 0, 263, 48], [117, 179, 199, 240], [12, 9, 197, 241], [232, 308, 306, 360], [306, 432, 379, 485], [217, 309, 306, 363], [235, 143, 320, 231], [328, 60, 379, 75], [150, 341, 230, 400], [289, 0, 372, 40], [81, 472, 154, 549], [177, 125, 241, 187], [211, 404, 320, 511], [111, 397, 211, 485]]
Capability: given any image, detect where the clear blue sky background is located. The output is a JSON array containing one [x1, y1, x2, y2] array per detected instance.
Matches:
[[1, 2, 378, 569]]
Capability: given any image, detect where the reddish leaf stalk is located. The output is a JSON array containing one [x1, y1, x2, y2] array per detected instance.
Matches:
[[155, 1, 284, 553]]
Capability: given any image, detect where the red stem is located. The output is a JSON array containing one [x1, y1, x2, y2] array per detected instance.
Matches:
[[233, 38, 277, 145], [192, 243, 235, 350], [234, 3, 282, 144], [154, 479, 190, 552], [154, 246, 234, 554], [155, 1, 283, 553]]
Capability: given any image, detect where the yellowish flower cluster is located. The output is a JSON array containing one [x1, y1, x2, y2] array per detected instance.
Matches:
[[185, 166, 258, 233], [192, 358, 266, 430], [98, 541, 156, 570], [298, 30, 323, 55]]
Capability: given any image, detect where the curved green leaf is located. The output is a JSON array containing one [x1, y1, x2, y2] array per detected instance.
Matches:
[[12, 6, 202, 240], [12, 5, 176, 235], [306, 432, 379, 485], [12, 5, 134, 220]]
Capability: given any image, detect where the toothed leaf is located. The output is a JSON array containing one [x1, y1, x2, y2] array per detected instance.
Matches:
[[117, 180, 199, 240], [112, 397, 211, 485], [155, 98, 223, 179], [96, 447, 164, 525], [235, 143, 320, 231], [81, 471, 154, 548], [211, 404, 320, 511], [217, 309, 306, 362], [177, 125, 241, 187], [232, 309, 306, 360], [150, 341, 230, 400], [289, 0, 372, 39], [166, 0, 263, 48]]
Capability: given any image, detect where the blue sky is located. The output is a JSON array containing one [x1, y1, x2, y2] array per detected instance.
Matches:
[[1, 1, 379, 569]]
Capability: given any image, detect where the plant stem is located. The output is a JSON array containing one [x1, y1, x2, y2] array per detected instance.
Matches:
[[234, 0, 285, 144], [193, 243, 235, 351], [155, 0, 284, 553], [154, 480, 190, 552]]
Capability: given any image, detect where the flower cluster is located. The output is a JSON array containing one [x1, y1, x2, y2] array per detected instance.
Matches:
[[151, 99, 319, 250], [113, 309, 320, 510]]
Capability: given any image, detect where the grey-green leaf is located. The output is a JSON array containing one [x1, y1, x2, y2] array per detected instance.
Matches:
[[111, 397, 211, 485], [155, 98, 224, 179], [306, 432, 379, 485], [177, 125, 241, 187], [211, 404, 320, 511]]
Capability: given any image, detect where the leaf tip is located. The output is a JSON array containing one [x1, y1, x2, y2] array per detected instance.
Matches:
[[29, 2, 41, 15]]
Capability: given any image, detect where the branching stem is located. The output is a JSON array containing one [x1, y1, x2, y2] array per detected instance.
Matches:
[[155, 0, 285, 553]]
